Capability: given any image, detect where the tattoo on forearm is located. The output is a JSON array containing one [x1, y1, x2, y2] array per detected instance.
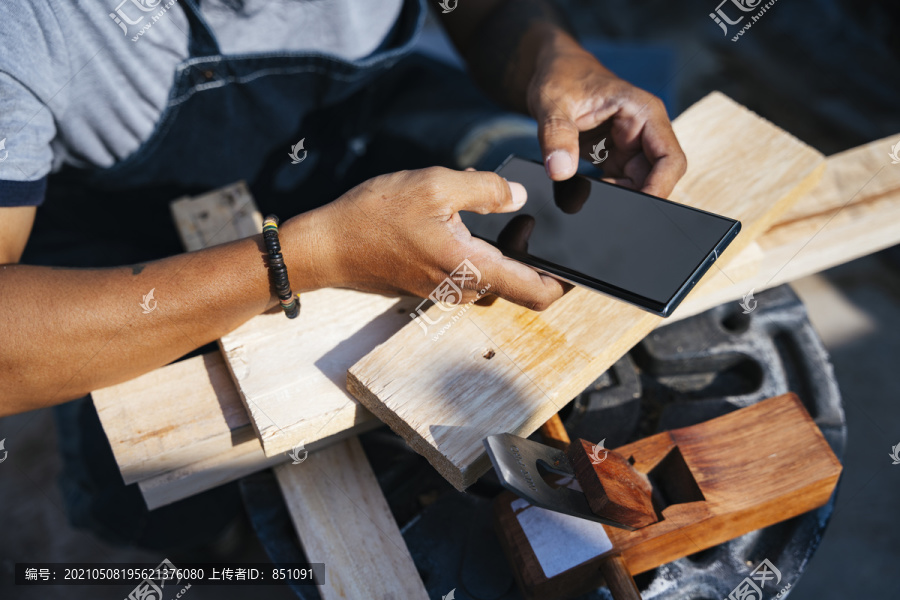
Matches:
[[131, 264, 146, 275], [463, 0, 574, 111]]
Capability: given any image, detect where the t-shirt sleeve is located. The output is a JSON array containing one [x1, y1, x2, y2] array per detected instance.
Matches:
[[0, 72, 57, 207], [0, 179, 48, 208], [0, 0, 68, 208]]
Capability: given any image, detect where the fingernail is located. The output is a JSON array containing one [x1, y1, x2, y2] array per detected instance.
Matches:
[[508, 181, 527, 207], [545, 151, 574, 179]]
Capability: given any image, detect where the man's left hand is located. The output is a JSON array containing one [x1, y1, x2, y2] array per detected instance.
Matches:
[[528, 36, 687, 197]]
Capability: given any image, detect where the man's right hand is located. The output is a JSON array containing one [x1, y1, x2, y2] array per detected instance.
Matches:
[[286, 167, 566, 311], [0, 167, 564, 416]]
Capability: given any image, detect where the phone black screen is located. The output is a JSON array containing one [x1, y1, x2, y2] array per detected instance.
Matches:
[[460, 157, 740, 314]]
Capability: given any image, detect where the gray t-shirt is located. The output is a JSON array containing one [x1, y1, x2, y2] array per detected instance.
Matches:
[[0, 0, 403, 205]]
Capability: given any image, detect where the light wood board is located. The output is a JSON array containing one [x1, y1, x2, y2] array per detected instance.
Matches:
[[347, 92, 826, 491], [94, 352, 258, 486], [169, 182, 263, 253], [668, 133, 900, 321], [93, 350, 378, 509], [218, 290, 414, 457], [275, 440, 428, 599]]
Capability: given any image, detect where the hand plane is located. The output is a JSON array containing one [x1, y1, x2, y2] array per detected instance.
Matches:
[[483, 393, 842, 600], [485, 432, 659, 532]]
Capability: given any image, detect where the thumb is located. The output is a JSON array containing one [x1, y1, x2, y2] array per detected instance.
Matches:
[[449, 170, 527, 215], [535, 99, 580, 181]]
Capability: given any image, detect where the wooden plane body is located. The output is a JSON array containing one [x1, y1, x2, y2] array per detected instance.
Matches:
[[494, 393, 842, 599]]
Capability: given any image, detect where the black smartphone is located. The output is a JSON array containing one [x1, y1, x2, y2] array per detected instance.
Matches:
[[460, 156, 741, 317]]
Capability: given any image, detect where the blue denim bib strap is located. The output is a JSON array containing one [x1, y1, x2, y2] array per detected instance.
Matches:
[[180, 0, 221, 58]]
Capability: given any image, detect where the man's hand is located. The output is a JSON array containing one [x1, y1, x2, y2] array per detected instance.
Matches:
[[529, 36, 687, 197], [437, 0, 687, 197], [289, 167, 565, 310]]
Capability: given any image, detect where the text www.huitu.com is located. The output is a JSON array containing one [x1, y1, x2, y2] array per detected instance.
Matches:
[[731, 0, 779, 41]]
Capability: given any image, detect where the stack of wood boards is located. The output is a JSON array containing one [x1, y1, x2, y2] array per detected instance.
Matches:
[[93, 92, 900, 504]]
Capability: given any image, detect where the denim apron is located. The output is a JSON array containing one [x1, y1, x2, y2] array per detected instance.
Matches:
[[27, 0, 509, 553]]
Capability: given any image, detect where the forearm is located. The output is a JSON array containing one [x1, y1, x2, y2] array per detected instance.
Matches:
[[440, 0, 578, 113], [0, 209, 331, 415]]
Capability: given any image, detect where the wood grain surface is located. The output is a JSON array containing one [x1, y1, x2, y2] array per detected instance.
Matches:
[[567, 439, 657, 530], [275, 439, 428, 599]]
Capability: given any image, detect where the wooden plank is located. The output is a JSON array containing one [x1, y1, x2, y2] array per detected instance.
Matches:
[[347, 92, 826, 491], [494, 394, 841, 599], [669, 134, 900, 321], [93, 351, 380, 507], [218, 290, 414, 457], [137, 423, 363, 511], [169, 182, 262, 252], [136, 432, 273, 511], [274, 440, 428, 600], [93, 352, 257, 485]]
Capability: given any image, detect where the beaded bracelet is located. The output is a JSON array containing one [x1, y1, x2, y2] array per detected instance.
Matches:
[[262, 215, 300, 319]]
